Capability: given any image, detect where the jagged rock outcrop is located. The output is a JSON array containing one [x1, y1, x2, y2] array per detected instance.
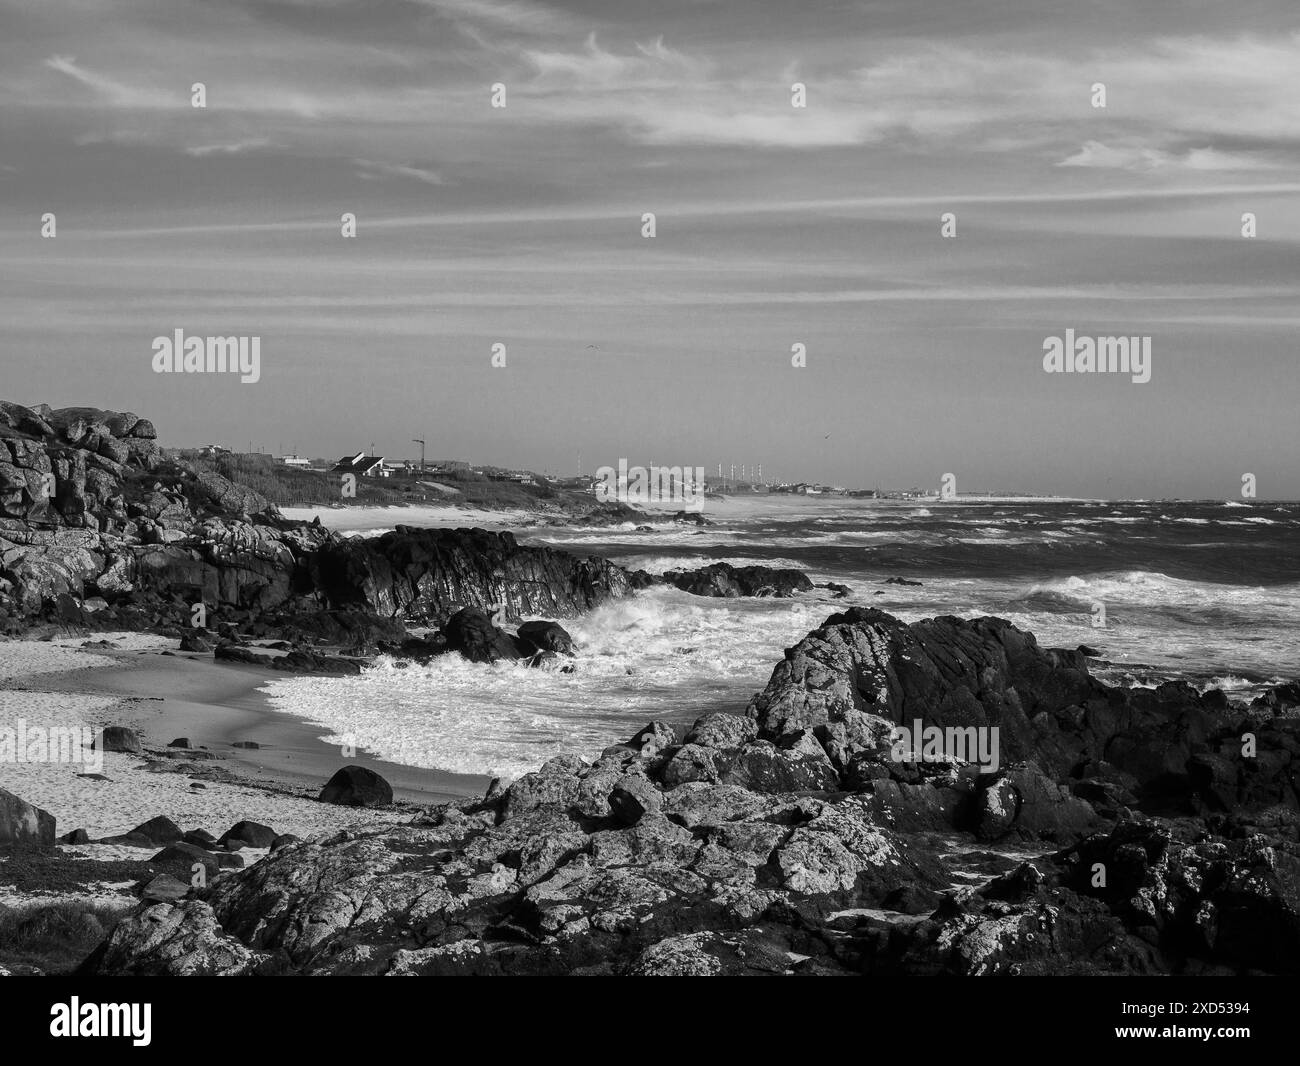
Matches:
[[0, 402, 639, 641], [79, 712, 1300, 976], [82, 724, 951, 976], [745, 607, 1298, 821], [80, 900, 271, 977], [871, 818, 1300, 976], [311, 525, 635, 624], [663, 562, 814, 599]]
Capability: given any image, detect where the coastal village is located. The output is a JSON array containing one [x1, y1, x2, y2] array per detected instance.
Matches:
[[194, 444, 1048, 501]]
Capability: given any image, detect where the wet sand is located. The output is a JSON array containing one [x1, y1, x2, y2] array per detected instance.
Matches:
[[32, 642, 491, 807]]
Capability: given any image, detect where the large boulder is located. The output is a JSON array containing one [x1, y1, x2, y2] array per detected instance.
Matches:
[[318, 765, 393, 807], [746, 608, 1229, 805], [95, 725, 143, 754], [515, 620, 575, 656], [217, 821, 278, 849], [0, 788, 56, 846], [441, 607, 524, 663], [100, 815, 182, 847]]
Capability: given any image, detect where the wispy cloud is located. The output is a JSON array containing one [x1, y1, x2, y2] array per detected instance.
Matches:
[[1058, 140, 1283, 172], [186, 137, 276, 157], [353, 158, 445, 185], [409, 0, 577, 35], [43, 54, 172, 109]]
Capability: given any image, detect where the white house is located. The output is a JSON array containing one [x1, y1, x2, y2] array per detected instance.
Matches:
[[330, 452, 389, 478]]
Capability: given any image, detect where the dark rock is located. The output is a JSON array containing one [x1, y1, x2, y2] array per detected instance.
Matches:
[[313, 525, 635, 624], [608, 775, 662, 825], [58, 828, 91, 845], [664, 562, 814, 598], [102, 815, 183, 847], [217, 821, 278, 849], [515, 620, 575, 656], [179, 630, 215, 653], [95, 725, 142, 753], [137, 874, 189, 903], [745, 607, 1244, 812], [150, 842, 245, 874], [1251, 681, 1300, 716], [0, 788, 56, 846], [442, 607, 524, 663], [214, 644, 274, 666], [318, 765, 393, 807], [270, 649, 364, 675], [394, 634, 448, 662]]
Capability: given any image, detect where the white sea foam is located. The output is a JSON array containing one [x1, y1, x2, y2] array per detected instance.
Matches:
[[261, 587, 830, 780], [263, 498, 1298, 781]]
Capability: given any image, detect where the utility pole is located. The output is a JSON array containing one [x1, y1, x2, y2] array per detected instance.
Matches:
[[412, 438, 425, 475]]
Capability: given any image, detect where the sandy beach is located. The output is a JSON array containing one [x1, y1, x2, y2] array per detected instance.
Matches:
[[1, 634, 488, 863]]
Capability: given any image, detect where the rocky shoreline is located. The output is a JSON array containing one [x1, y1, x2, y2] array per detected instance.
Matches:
[[3, 402, 1298, 976], [69, 605, 1300, 976]]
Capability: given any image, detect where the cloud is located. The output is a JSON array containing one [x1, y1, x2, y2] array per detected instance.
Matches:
[[353, 158, 445, 185], [43, 54, 171, 109], [409, 0, 576, 35], [522, 32, 708, 85], [186, 138, 276, 157], [1058, 140, 1283, 172]]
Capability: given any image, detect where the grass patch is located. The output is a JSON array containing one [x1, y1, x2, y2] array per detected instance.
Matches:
[[0, 900, 127, 974]]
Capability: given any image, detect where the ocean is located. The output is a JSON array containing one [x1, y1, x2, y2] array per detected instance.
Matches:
[[261, 496, 1299, 781]]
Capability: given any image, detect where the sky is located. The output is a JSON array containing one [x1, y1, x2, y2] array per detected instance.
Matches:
[[1, 0, 1298, 498]]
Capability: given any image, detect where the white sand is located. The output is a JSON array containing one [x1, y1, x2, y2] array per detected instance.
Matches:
[[1, 635, 415, 848], [0, 632, 171, 681]]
